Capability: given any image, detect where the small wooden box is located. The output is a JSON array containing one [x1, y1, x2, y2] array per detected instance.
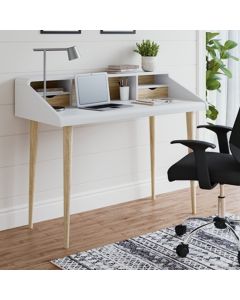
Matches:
[[47, 94, 70, 107], [138, 87, 168, 100]]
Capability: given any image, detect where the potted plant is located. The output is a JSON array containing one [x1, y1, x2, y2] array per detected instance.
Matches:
[[134, 40, 159, 72], [206, 32, 239, 120]]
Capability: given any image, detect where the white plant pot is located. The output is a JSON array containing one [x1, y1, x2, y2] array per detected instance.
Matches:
[[141, 56, 157, 72]]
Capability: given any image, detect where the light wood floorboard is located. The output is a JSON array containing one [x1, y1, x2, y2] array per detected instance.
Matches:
[[0, 185, 240, 270]]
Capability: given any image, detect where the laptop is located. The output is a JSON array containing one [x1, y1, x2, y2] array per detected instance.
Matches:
[[75, 72, 132, 111]]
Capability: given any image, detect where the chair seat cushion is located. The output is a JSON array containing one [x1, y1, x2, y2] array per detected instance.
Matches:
[[168, 152, 240, 186]]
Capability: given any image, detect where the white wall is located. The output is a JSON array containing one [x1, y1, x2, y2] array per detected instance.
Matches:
[[0, 30, 201, 230]]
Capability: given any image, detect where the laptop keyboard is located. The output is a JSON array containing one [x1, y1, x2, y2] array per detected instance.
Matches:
[[79, 103, 132, 111]]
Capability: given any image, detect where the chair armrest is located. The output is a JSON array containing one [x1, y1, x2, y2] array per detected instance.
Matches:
[[171, 139, 216, 151], [197, 124, 232, 154], [170, 139, 216, 189], [197, 124, 232, 132]]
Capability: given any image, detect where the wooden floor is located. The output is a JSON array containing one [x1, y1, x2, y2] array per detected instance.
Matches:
[[0, 185, 240, 270]]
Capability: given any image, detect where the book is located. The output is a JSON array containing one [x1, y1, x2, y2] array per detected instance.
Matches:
[[107, 69, 141, 74], [132, 100, 154, 106], [36, 87, 64, 93], [108, 64, 139, 70], [132, 98, 174, 106], [107, 64, 140, 73]]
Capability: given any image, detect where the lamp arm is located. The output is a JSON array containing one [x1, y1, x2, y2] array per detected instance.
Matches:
[[43, 50, 47, 100], [33, 48, 68, 52]]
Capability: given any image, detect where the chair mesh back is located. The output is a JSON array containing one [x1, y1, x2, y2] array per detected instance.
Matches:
[[230, 107, 240, 164]]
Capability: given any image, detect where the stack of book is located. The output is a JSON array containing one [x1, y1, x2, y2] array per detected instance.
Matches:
[[107, 64, 140, 73], [36, 87, 70, 97]]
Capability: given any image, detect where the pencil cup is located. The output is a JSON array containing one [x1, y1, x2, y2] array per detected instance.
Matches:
[[120, 86, 130, 101]]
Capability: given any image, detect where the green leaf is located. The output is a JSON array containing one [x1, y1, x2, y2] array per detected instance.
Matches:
[[213, 57, 224, 65], [206, 104, 219, 121], [206, 70, 211, 81], [206, 32, 219, 43], [207, 48, 216, 58], [224, 40, 238, 50], [207, 78, 221, 90], [219, 65, 232, 78], [207, 70, 221, 81], [212, 40, 222, 49], [220, 51, 230, 59], [208, 60, 222, 73], [209, 74, 221, 81]]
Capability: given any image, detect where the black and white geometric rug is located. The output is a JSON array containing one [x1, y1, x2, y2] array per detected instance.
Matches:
[[51, 217, 240, 270]]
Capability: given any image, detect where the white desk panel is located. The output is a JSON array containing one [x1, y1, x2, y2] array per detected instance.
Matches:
[[57, 100, 205, 127]]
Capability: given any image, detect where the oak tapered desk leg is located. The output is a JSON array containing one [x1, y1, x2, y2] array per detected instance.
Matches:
[[63, 126, 73, 249], [29, 121, 39, 229], [186, 112, 197, 215], [149, 116, 156, 200]]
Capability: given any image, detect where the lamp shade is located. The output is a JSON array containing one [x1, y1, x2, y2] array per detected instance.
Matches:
[[67, 46, 80, 60]]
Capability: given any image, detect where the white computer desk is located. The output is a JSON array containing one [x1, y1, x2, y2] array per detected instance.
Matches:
[[15, 72, 205, 248]]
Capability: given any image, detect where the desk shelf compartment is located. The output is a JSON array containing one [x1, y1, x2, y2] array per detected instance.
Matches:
[[30, 79, 72, 108], [108, 75, 137, 100]]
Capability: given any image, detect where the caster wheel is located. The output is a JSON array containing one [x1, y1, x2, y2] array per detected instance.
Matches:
[[176, 243, 189, 258], [214, 217, 227, 229], [238, 252, 240, 265], [175, 225, 187, 236]]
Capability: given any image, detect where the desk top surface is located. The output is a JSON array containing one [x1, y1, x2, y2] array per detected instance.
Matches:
[[55, 100, 205, 127]]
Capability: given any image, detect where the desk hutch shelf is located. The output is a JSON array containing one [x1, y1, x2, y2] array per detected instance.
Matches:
[[15, 72, 204, 127]]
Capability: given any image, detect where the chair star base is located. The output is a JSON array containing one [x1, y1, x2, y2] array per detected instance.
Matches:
[[175, 215, 240, 264]]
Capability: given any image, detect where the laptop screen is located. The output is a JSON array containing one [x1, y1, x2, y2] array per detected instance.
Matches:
[[75, 73, 110, 107]]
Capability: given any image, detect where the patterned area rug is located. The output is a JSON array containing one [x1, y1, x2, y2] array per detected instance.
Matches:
[[51, 217, 240, 270]]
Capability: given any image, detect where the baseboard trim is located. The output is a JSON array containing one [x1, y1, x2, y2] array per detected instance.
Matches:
[[0, 176, 187, 231]]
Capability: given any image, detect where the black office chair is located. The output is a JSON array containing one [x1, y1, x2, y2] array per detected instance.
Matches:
[[168, 108, 240, 264]]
